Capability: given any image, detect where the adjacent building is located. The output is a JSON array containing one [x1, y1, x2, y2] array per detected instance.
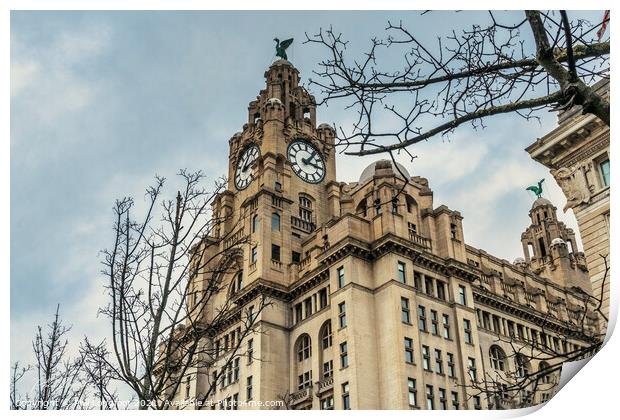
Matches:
[[526, 79, 610, 319], [172, 60, 602, 410]]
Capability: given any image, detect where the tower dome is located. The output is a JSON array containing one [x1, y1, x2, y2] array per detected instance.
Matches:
[[359, 159, 411, 183], [551, 237, 567, 246], [531, 197, 553, 209]]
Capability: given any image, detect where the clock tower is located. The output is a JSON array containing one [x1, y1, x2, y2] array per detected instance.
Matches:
[[212, 59, 338, 288]]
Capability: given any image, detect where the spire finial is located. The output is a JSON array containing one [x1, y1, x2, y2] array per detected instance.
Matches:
[[274, 37, 294, 60], [526, 178, 545, 198]]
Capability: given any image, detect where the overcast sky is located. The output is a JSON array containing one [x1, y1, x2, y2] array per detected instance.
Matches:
[[10, 10, 602, 368]]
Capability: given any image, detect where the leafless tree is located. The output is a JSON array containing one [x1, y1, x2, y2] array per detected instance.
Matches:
[[79, 339, 123, 409], [10, 305, 88, 409], [305, 10, 609, 159], [87, 170, 268, 409], [275, 390, 293, 410], [10, 362, 30, 409], [464, 255, 608, 409]]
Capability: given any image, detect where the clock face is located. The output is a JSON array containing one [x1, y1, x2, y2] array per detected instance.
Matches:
[[234, 144, 260, 190], [287, 139, 326, 184]]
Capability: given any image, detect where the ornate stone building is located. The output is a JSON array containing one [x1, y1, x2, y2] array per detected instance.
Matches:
[[174, 60, 601, 410], [526, 79, 610, 318]]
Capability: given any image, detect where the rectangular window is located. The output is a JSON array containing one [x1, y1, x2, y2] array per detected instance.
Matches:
[[251, 214, 258, 233], [342, 383, 350, 409], [294, 303, 303, 323], [422, 345, 431, 371], [271, 244, 281, 261], [418, 305, 427, 332], [271, 213, 280, 230], [414, 271, 422, 290], [401, 297, 411, 323], [450, 223, 458, 239], [473, 395, 481, 410], [492, 315, 501, 334], [458, 285, 467, 305], [323, 360, 333, 378], [434, 349, 443, 374], [447, 353, 455, 378], [404, 337, 414, 363], [338, 302, 347, 328], [398, 261, 406, 283], [292, 251, 301, 264], [320, 396, 334, 410], [426, 385, 434, 410], [600, 159, 610, 187], [507, 320, 515, 338], [247, 338, 254, 364], [337, 266, 345, 289], [340, 342, 349, 368], [439, 388, 447, 409], [430, 310, 439, 335], [407, 378, 417, 407], [424, 276, 434, 296], [319, 288, 328, 309], [304, 298, 312, 318], [322, 322, 332, 349], [185, 376, 191, 399], [436, 280, 446, 301], [246, 376, 253, 400], [451, 391, 459, 410], [248, 305, 255, 323], [463, 319, 473, 344], [468, 357, 477, 381], [251, 246, 257, 263], [232, 357, 240, 382], [442, 314, 450, 339], [298, 371, 312, 390]]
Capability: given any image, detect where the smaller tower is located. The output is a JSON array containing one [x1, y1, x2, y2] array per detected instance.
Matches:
[[520, 198, 590, 291]]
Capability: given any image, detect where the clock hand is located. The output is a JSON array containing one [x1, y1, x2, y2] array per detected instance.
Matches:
[[301, 151, 317, 165]]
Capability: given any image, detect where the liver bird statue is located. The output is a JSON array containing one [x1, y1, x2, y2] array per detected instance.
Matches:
[[274, 37, 294, 60], [526, 178, 545, 198]]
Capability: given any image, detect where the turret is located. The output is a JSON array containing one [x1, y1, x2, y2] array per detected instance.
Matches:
[[520, 198, 590, 292]]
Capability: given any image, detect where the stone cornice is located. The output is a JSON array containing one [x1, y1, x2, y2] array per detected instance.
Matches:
[[473, 288, 598, 343]]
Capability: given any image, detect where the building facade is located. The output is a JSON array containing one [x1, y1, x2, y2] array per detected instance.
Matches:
[[526, 79, 610, 319], [173, 61, 602, 410]]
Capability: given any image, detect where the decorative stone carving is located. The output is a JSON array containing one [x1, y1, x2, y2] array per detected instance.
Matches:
[[551, 166, 591, 212]]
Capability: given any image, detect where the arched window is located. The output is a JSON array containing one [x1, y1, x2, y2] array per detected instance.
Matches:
[[515, 354, 530, 378], [320, 321, 332, 349], [405, 195, 417, 213], [271, 212, 281, 231], [251, 214, 259, 233], [231, 271, 243, 294], [356, 200, 367, 217], [296, 334, 312, 362], [489, 346, 506, 371], [538, 362, 554, 384]]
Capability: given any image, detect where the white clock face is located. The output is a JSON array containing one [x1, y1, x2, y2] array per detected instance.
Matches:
[[287, 140, 326, 184], [234, 144, 260, 190]]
